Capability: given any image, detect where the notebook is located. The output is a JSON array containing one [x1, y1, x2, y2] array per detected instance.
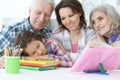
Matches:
[[20, 60, 59, 67], [71, 47, 120, 72]]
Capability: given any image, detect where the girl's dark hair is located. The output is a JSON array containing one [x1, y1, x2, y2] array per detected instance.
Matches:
[[14, 30, 46, 49], [14, 30, 46, 56], [55, 0, 86, 30]]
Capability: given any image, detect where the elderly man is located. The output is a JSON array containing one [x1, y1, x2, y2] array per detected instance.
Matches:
[[0, 0, 55, 68]]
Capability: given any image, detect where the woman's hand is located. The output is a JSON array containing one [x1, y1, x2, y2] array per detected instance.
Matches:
[[95, 31, 105, 42]]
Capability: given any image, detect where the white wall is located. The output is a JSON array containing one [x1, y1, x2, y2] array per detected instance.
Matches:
[[0, 0, 30, 29], [0, 0, 119, 29], [0, 0, 119, 18], [0, 0, 29, 18], [80, 0, 120, 25]]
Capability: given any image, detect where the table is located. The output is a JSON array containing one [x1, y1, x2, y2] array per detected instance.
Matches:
[[0, 68, 120, 80]]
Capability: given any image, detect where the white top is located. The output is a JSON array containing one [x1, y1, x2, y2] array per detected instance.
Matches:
[[70, 52, 79, 63], [0, 68, 120, 80]]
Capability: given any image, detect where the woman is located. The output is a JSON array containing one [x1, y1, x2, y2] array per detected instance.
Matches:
[[52, 0, 96, 63], [89, 4, 120, 45]]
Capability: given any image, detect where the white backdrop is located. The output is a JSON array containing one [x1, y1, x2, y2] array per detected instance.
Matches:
[[0, 0, 119, 29]]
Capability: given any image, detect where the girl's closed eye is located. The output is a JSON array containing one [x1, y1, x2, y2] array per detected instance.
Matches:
[[36, 43, 40, 49]]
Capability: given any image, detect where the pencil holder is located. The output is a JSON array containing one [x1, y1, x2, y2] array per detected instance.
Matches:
[[5, 56, 20, 74]]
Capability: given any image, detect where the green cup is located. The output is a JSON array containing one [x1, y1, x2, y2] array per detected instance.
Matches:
[[5, 56, 20, 74]]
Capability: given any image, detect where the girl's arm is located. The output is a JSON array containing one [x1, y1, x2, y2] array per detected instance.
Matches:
[[46, 39, 73, 67], [22, 38, 73, 67]]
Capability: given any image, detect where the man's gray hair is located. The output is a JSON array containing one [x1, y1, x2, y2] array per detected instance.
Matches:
[[30, 0, 55, 11]]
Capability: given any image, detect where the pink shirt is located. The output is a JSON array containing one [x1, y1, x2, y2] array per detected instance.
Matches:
[[72, 43, 78, 53]]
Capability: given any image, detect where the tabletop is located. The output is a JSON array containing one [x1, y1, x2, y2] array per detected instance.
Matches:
[[0, 68, 120, 80]]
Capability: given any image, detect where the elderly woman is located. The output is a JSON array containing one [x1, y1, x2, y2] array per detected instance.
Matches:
[[89, 4, 120, 45]]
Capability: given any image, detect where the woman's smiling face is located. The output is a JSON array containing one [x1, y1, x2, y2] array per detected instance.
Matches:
[[59, 7, 81, 31], [91, 11, 112, 37]]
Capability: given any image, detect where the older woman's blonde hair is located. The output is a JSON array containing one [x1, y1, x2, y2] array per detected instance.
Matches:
[[89, 4, 120, 34]]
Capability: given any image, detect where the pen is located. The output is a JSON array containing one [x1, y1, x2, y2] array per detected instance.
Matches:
[[4, 48, 9, 56], [20, 66, 56, 71], [8, 48, 12, 56], [39, 66, 56, 71], [83, 70, 109, 75], [99, 63, 106, 73], [83, 63, 109, 75], [83, 70, 101, 73]]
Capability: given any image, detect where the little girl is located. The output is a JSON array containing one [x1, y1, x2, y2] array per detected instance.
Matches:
[[14, 30, 73, 67]]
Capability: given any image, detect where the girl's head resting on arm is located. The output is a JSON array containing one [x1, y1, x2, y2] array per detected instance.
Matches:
[[14, 30, 47, 56]]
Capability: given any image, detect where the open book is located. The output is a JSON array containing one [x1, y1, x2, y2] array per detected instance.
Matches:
[[71, 41, 120, 72]]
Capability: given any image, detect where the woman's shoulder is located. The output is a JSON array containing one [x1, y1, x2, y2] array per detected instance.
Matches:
[[81, 26, 96, 40], [81, 26, 95, 34], [52, 29, 68, 37]]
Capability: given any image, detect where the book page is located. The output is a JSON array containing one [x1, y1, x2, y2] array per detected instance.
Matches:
[[86, 41, 110, 47], [111, 41, 120, 47]]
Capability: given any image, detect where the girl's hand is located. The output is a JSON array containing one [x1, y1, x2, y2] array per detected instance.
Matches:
[[33, 55, 48, 60], [0, 55, 5, 68], [25, 55, 48, 60]]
